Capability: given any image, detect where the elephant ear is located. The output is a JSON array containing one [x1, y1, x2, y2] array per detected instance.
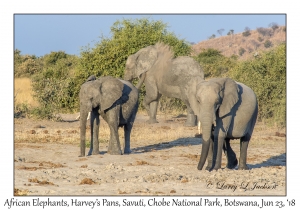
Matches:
[[219, 78, 239, 118], [135, 47, 158, 77], [99, 77, 124, 111]]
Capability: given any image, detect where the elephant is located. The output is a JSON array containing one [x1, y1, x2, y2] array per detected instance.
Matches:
[[124, 42, 205, 126], [188, 77, 258, 170], [79, 76, 139, 156]]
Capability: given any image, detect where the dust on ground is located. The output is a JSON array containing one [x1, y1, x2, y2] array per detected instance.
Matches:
[[14, 113, 286, 196]]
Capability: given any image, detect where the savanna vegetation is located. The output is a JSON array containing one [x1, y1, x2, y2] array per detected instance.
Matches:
[[14, 18, 286, 127]]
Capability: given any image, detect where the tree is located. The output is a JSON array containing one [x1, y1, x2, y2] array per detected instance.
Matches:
[[217, 28, 224, 36], [227, 29, 234, 36], [269, 22, 279, 31], [257, 27, 271, 37], [242, 27, 251, 37], [208, 34, 216, 39]]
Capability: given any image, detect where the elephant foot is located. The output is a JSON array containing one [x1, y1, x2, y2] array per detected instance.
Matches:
[[146, 118, 159, 124], [238, 164, 249, 170], [124, 149, 131, 154], [184, 114, 197, 127], [227, 159, 238, 169], [87, 149, 100, 156], [108, 149, 123, 155], [205, 165, 212, 171]]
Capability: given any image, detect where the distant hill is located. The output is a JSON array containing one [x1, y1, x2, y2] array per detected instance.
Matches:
[[192, 26, 286, 60]]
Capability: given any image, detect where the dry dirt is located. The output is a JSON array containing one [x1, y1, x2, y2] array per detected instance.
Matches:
[[14, 113, 286, 196]]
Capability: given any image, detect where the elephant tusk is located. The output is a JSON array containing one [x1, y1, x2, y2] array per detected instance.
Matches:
[[76, 112, 91, 121], [213, 121, 216, 127], [197, 121, 202, 134]]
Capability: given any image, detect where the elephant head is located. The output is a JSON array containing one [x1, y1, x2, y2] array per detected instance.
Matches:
[[124, 43, 174, 90], [124, 46, 158, 82], [79, 76, 124, 156], [195, 78, 239, 170]]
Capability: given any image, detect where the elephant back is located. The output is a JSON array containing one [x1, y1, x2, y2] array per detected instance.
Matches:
[[163, 56, 205, 85]]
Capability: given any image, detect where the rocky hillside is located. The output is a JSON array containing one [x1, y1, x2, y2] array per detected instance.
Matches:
[[192, 26, 286, 60]]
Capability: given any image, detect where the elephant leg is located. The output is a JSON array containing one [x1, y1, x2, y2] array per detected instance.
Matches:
[[143, 78, 160, 123], [184, 105, 197, 127], [212, 130, 226, 170], [123, 123, 132, 154], [88, 108, 100, 156], [205, 137, 214, 170], [238, 134, 250, 170], [223, 138, 238, 169], [147, 101, 160, 124], [106, 107, 122, 155]]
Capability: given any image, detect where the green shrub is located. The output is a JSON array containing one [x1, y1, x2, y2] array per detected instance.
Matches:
[[228, 44, 286, 126], [14, 49, 42, 77], [194, 48, 237, 78], [43, 51, 67, 65], [31, 54, 79, 118]]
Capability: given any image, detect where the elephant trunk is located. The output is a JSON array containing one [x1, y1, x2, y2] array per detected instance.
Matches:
[[135, 72, 146, 90], [79, 106, 89, 157], [197, 111, 214, 170]]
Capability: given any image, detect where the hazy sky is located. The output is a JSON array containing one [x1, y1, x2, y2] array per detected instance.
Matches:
[[14, 14, 286, 57]]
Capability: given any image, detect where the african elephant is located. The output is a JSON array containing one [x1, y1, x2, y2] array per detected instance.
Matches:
[[79, 76, 139, 156], [188, 77, 258, 170], [124, 42, 204, 126]]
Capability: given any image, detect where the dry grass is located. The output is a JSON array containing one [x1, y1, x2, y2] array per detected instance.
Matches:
[[14, 77, 39, 107], [14, 115, 285, 152], [14, 188, 29, 196], [192, 26, 286, 60], [79, 178, 96, 185]]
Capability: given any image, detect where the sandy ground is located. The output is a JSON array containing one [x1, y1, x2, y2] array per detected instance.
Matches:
[[14, 113, 286, 196]]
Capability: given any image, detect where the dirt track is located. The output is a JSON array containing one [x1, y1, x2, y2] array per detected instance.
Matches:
[[14, 113, 286, 196]]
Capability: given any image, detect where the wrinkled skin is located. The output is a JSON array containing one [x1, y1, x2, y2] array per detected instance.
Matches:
[[124, 42, 204, 126], [79, 76, 139, 156], [188, 78, 258, 171]]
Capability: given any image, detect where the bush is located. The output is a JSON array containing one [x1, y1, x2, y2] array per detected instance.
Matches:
[[194, 48, 237, 78], [238, 47, 246, 56], [14, 49, 42, 77], [43, 51, 67, 65], [256, 27, 271, 37], [228, 44, 286, 126], [264, 40, 273, 48], [242, 27, 251, 37], [31, 54, 79, 117], [269, 22, 279, 31], [257, 36, 264, 42], [209, 34, 216, 39]]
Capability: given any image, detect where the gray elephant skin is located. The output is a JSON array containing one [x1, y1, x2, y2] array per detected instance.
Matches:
[[79, 76, 139, 156], [124, 42, 204, 126], [188, 77, 258, 170]]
